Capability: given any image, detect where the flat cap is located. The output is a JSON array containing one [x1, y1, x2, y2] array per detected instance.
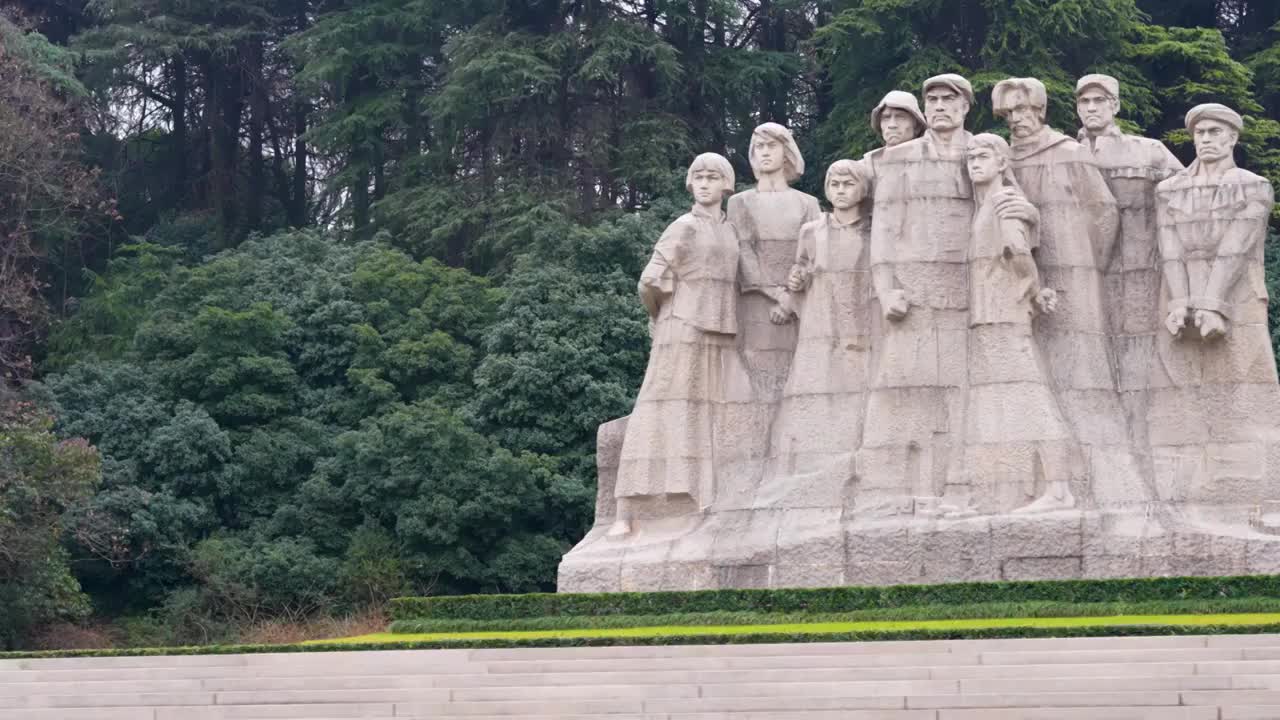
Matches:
[[1185, 103, 1243, 132], [870, 90, 927, 135], [1075, 73, 1119, 99], [922, 74, 974, 105]]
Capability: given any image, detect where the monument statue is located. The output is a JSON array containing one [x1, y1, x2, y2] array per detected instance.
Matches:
[[1149, 103, 1279, 522], [854, 74, 976, 515], [1076, 74, 1186, 510], [992, 76, 1145, 513], [722, 123, 822, 509], [609, 153, 751, 537], [959, 133, 1085, 515], [757, 159, 874, 508], [559, 81, 1280, 594]]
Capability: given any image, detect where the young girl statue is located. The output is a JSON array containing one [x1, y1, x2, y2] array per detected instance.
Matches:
[[955, 133, 1085, 515], [757, 159, 874, 506], [609, 153, 751, 537]]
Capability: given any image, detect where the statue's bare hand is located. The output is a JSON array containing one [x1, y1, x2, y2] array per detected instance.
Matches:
[[769, 304, 793, 325], [883, 289, 909, 321], [1194, 309, 1228, 340], [786, 266, 808, 293], [994, 189, 1038, 225], [1035, 288, 1058, 314], [1164, 308, 1189, 338]]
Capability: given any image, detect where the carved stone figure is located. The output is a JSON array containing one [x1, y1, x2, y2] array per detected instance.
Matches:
[[757, 159, 874, 507], [724, 123, 822, 507], [559, 94, 1280, 594], [957, 133, 1086, 514], [608, 153, 751, 537], [1149, 104, 1279, 519], [856, 74, 976, 514], [863, 90, 926, 174], [992, 77, 1140, 512], [1076, 74, 1185, 481]]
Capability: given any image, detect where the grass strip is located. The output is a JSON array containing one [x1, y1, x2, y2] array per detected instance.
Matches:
[[8, 622, 1280, 660], [335, 612, 1280, 645], [387, 597, 1280, 634], [390, 575, 1280, 621]]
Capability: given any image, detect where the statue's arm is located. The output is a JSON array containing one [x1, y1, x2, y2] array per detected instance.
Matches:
[[640, 221, 688, 316], [1155, 190, 1190, 316], [1199, 182, 1275, 318], [1082, 159, 1121, 269]]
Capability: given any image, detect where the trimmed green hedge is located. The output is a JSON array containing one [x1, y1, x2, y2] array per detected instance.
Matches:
[[390, 575, 1280, 621], [6, 621, 1280, 660], [387, 597, 1280, 634]]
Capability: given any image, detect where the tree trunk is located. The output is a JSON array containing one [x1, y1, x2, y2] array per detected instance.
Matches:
[[291, 98, 309, 227], [171, 55, 188, 210], [246, 40, 266, 235]]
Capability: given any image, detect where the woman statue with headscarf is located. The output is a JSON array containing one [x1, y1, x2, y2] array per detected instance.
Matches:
[[609, 153, 752, 537]]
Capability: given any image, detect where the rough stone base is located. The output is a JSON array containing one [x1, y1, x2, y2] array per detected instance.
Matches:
[[558, 506, 1280, 592]]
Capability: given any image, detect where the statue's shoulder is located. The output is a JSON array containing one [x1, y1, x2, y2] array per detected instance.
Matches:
[[799, 214, 827, 236], [794, 188, 822, 208], [882, 137, 928, 162], [662, 213, 701, 239]]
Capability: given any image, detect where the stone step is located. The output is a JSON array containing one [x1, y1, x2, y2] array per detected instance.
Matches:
[[6, 635, 1280, 719]]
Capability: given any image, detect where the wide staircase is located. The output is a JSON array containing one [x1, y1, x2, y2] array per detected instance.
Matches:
[[6, 634, 1280, 719]]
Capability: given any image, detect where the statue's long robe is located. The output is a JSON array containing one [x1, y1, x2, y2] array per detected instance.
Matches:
[[858, 129, 972, 512], [725, 187, 821, 508], [758, 213, 873, 507], [960, 195, 1085, 513], [1009, 127, 1144, 507], [1149, 164, 1279, 513], [615, 206, 749, 507], [1082, 126, 1183, 463]]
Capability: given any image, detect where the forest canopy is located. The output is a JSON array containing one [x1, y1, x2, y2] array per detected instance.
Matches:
[[0, 0, 1278, 648]]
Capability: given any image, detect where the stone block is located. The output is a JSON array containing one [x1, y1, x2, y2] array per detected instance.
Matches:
[[846, 561, 922, 585], [1003, 555, 1083, 581], [710, 509, 781, 567], [777, 508, 846, 567], [991, 513, 1083, 559], [1116, 334, 1157, 392]]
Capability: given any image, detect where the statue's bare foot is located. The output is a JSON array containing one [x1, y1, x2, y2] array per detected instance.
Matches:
[[1013, 484, 1076, 514], [606, 518, 633, 538]]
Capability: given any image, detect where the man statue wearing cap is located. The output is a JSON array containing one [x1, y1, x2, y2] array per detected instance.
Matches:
[[857, 73, 1035, 515], [863, 90, 926, 174], [1076, 74, 1184, 433], [1148, 103, 1279, 518], [991, 77, 1144, 513]]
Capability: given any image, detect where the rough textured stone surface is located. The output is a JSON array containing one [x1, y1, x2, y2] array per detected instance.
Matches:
[[561, 83, 1280, 591]]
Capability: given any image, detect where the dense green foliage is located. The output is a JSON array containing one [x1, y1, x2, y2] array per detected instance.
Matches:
[[390, 575, 1280, 620], [0, 398, 101, 649], [0, 0, 1275, 649]]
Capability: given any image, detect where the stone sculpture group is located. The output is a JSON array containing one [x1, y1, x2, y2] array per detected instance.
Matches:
[[558, 73, 1280, 593]]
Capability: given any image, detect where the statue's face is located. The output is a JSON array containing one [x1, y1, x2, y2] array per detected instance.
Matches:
[[826, 174, 865, 210], [924, 87, 968, 131], [690, 168, 727, 207], [1002, 89, 1045, 139], [1077, 88, 1118, 132], [1193, 118, 1238, 163], [880, 108, 917, 147], [966, 145, 1004, 185], [751, 135, 785, 174]]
